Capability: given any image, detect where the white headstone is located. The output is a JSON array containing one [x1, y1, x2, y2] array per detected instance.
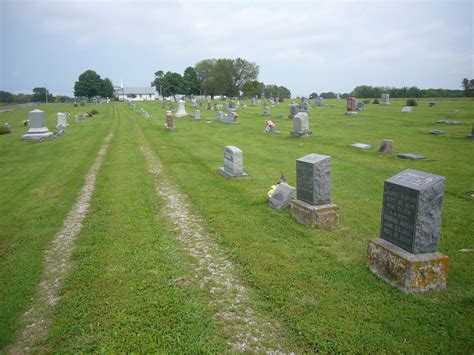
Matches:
[[175, 99, 188, 117], [218, 146, 248, 177], [194, 110, 201, 120], [22, 109, 53, 140]]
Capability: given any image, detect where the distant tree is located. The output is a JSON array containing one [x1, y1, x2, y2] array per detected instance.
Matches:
[[183, 67, 201, 95], [309, 92, 318, 99], [101, 78, 115, 98], [54, 95, 73, 103], [461, 78, 474, 97], [264, 84, 291, 99], [242, 80, 264, 98], [320, 92, 337, 99], [232, 57, 259, 93], [32, 87, 53, 102], [14, 93, 33, 103], [195, 59, 217, 95], [160, 71, 186, 96], [340, 93, 350, 99], [212, 58, 235, 96], [0, 90, 14, 103], [151, 70, 165, 95], [74, 70, 103, 101]]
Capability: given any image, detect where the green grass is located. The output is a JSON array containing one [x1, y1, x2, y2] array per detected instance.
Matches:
[[1, 98, 473, 352]]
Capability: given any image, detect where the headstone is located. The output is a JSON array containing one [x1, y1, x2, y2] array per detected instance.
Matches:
[[290, 153, 339, 229], [288, 103, 299, 119], [165, 111, 176, 131], [269, 183, 295, 210], [397, 153, 425, 160], [175, 99, 188, 117], [466, 124, 474, 138], [316, 97, 324, 106], [263, 106, 271, 116], [368, 169, 448, 293], [378, 139, 394, 154], [437, 120, 462, 125], [300, 101, 308, 112], [56, 112, 68, 129], [161, 99, 166, 108], [429, 130, 445, 135], [170, 101, 175, 111], [351, 143, 371, 150], [380, 94, 390, 105], [345, 97, 357, 115], [22, 109, 53, 140], [218, 146, 248, 177], [252, 97, 257, 106], [428, 102, 436, 107], [402, 106, 412, 113], [356, 101, 365, 111], [207, 101, 212, 110], [290, 112, 312, 137], [194, 110, 201, 120]]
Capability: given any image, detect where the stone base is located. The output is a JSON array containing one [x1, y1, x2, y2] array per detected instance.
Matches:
[[345, 111, 358, 116], [290, 199, 339, 229], [290, 131, 312, 138], [175, 112, 188, 117], [367, 238, 448, 294], [218, 167, 248, 178], [165, 126, 176, 131], [380, 102, 390, 105], [466, 134, 474, 139], [22, 127, 54, 141]]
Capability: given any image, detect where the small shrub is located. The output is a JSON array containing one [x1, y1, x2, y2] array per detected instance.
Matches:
[[0, 127, 11, 135], [80, 102, 85, 106], [91, 109, 99, 115], [363, 99, 370, 104], [406, 98, 417, 106], [373, 98, 380, 104], [73, 103, 78, 107]]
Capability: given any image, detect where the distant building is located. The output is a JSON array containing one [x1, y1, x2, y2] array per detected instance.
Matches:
[[115, 86, 157, 101]]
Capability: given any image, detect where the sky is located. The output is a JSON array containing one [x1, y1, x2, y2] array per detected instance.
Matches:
[[0, 0, 473, 97]]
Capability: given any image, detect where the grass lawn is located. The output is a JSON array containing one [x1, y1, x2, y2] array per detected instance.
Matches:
[[1, 98, 473, 352]]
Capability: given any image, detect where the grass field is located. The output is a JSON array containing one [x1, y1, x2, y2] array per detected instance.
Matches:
[[1, 98, 473, 352]]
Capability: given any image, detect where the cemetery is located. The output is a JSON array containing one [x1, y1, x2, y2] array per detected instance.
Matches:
[[0, 96, 472, 353]]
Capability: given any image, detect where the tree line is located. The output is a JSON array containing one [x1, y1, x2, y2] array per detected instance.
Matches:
[[0, 88, 74, 104], [151, 58, 291, 98], [347, 85, 464, 99]]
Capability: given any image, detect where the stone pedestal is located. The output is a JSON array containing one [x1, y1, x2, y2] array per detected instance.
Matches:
[[22, 109, 53, 141], [368, 238, 448, 293], [290, 130, 312, 137], [290, 199, 339, 229], [345, 111, 357, 116]]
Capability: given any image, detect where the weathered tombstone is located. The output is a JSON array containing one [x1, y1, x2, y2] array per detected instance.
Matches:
[[356, 101, 365, 111], [316, 97, 324, 106], [398, 153, 425, 160], [269, 183, 295, 210], [170, 101, 175, 111], [429, 130, 445, 135], [402, 106, 412, 113], [288, 103, 299, 119], [299, 101, 308, 112], [291, 112, 312, 137], [22, 109, 53, 140], [466, 124, 474, 139], [263, 106, 271, 116], [368, 169, 448, 293], [345, 97, 357, 115], [218, 146, 248, 177], [290, 154, 340, 229], [252, 97, 257, 106], [380, 94, 390, 105], [175, 99, 188, 117], [351, 143, 371, 150], [165, 111, 176, 131], [194, 110, 201, 120], [378, 139, 394, 154], [56, 112, 68, 129]]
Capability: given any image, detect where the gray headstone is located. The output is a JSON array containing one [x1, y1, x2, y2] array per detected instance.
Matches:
[[380, 169, 445, 254], [263, 106, 271, 116], [194, 110, 201, 120], [22, 109, 54, 140], [28, 109, 46, 128], [398, 153, 425, 160], [293, 112, 309, 133], [429, 130, 445, 135], [467, 124, 474, 138], [289, 103, 299, 118], [296, 153, 331, 206], [351, 143, 371, 150], [316, 97, 324, 106], [381, 94, 390, 105], [402, 106, 413, 113], [218, 146, 247, 177], [269, 183, 295, 210]]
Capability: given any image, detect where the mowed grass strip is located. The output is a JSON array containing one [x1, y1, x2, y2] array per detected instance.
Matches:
[[0, 103, 113, 348], [135, 98, 473, 352], [42, 104, 224, 353]]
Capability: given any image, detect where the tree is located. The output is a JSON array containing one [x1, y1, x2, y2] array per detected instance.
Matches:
[[74, 70, 103, 101], [232, 58, 259, 93], [0, 90, 14, 103], [462, 78, 474, 97], [151, 70, 165, 94], [183, 67, 201, 95], [195, 59, 217, 95], [160, 71, 186, 96], [32, 87, 53, 102], [309, 92, 318, 99], [242, 80, 264, 98], [320, 92, 337, 99], [101, 78, 114, 98]]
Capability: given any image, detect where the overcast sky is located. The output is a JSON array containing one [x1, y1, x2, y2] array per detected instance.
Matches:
[[1, 0, 473, 97]]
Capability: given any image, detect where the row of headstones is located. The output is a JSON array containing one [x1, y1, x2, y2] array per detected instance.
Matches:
[[21, 109, 70, 141], [219, 146, 449, 294]]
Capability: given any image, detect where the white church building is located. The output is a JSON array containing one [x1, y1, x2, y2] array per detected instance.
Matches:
[[115, 81, 157, 101]]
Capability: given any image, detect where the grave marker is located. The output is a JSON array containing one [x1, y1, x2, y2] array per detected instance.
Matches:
[[345, 97, 357, 115], [290, 112, 312, 137], [269, 183, 295, 210], [22, 109, 53, 140], [218, 146, 248, 178]]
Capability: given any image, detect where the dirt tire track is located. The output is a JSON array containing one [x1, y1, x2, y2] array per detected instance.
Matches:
[[135, 123, 288, 352], [7, 129, 115, 354]]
